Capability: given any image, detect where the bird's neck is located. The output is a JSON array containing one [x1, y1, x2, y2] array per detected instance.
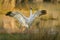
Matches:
[[30, 9, 32, 17]]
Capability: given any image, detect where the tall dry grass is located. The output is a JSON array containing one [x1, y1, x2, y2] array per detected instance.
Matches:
[[0, 1, 60, 40]]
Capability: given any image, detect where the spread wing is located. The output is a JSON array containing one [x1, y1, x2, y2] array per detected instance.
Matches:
[[6, 11, 29, 27], [29, 10, 46, 25], [29, 11, 41, 25]]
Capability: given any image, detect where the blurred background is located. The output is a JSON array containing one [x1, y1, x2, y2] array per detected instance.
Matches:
[[0, 0, 60, 40]]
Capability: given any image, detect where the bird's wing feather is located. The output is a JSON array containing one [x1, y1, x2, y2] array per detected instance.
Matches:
[[29, 11, 41, 24], [13, 12, 27, 20], [33, 10, 42, 18], [12, 12, 28, 26]]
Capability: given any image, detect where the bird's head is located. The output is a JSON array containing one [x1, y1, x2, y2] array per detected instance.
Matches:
[[6, 11, 17, 17], [30, 7, 32, 10], [40, 10, 47, 15]]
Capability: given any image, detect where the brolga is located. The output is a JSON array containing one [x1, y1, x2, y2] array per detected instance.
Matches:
[[6, 8, 47, 28]]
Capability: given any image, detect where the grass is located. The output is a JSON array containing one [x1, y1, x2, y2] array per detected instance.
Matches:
[[0, 2, 60, 40], [0, 26, 60, 40], [0, 33, 30, 40]]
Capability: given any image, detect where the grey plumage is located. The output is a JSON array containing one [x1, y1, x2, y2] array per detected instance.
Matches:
[[6, 9, 46, 28]]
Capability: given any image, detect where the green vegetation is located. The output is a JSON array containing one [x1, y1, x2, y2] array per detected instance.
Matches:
[[0, 33, 30, 40]]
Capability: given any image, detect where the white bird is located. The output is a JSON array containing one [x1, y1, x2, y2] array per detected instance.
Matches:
[[6, 8, 46, 28]]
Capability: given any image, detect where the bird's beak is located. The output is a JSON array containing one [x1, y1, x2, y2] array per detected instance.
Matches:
[[41, 10, 47, 15]]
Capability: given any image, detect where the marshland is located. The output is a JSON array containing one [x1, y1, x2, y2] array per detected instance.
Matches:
[[0, 0, 60, 40]]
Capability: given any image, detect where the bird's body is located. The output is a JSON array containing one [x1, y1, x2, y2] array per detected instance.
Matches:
[[13, 12, 34, 28], [6, 8, 46, 28]]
